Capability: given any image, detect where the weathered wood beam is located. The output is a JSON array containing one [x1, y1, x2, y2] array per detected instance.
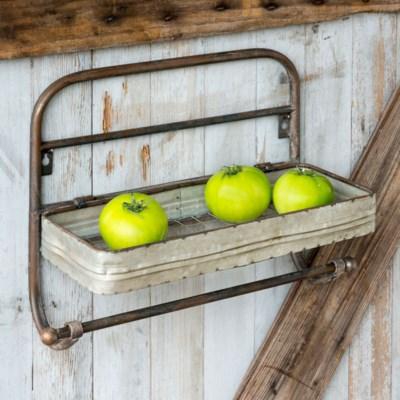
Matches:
[[235, 87, 400, 399], [1, 1, 400, 60]]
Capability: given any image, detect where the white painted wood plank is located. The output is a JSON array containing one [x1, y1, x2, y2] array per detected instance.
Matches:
[[303, 19, 353, 177], [203, 33, 257, 173], [347, 14, 397, 400], [392, 251, 400, 400], [150, 277, 204, 400], [303, 19, 353, 400], [255, 25, 306, 164], [91, 45, 152, 400], [0, 58, 32, 400], [36, 55, 93, 204], [371, 267, 392, 400], [349, 309, 373, 399], [351, 14, 397, 168], [92, 289, 151, 400], [324, 350, 350, 400], [348, 268, 392, 400], [203, 32, 257, 400], [204, 265, 256, 400], [31, 52, 93, 400], [254, 255, 295, 349], [149, 39, 205, 183], [253, 25, 306, 358], [149, 38, 205, 400], [92, 45, 152, 195]]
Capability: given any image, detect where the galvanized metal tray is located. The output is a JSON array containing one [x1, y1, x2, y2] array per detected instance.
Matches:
[[41, 163, 375, 295]]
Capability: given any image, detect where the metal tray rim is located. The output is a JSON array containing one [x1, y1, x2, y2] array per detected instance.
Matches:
[[41, 162, 375, 256]]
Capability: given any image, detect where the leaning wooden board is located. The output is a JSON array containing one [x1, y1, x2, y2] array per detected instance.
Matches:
[[235, 86, 400, 399], [1, 1, 400, 60]]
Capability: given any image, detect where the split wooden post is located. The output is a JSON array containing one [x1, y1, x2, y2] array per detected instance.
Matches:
[[235, 87, 400, 399]]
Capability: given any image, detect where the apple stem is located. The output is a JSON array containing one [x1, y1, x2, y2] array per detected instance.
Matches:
[[296, 167, 315, 176], [123, 197, 147, 213], [223, 165, 242, 176]]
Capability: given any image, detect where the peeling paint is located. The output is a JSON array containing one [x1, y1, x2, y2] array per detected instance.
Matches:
[[122, 79, 128, 95], [141, 144, 150, 182], [303, 61, 345, 82], [256, 136, 266, 164], [373, 38, 385, 119], [162, 131, 177, 144], [105, 150, 115, 176], [102, 91, 113, 133]]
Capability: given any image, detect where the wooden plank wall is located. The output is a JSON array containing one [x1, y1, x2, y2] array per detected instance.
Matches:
[[0, 13, 399, 400]]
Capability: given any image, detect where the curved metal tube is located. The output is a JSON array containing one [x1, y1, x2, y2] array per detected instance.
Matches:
[[29, 48, 301, 347]]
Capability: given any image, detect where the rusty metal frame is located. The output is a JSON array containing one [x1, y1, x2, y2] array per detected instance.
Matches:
[[29, 48, 355, 349]]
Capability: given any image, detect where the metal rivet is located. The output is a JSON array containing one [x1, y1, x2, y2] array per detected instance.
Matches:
[[215, 3, 227, 11], [164, 14, 174, 21], [264, 2, 279, 10], [104, 14, 117, 23]]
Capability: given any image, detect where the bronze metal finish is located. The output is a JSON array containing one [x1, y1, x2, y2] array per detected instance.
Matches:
[[55, 258, 356, 339], [28, 48, 354, 349]]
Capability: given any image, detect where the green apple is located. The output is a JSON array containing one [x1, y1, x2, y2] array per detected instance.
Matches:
[[204, 165, 272, 223], [98, 192, 168, 250], [272, 167, 335, 214]]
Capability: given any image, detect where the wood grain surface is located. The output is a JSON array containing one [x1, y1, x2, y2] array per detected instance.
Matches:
[[148, 39, 205, 400], [2, 1, 400, 60], [348, 14, 397, 400], [0, 56, 32, 400], [91, 45, 152, 400]]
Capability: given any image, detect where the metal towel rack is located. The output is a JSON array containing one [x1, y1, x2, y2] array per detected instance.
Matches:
[[29, 49, 358, 350]]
